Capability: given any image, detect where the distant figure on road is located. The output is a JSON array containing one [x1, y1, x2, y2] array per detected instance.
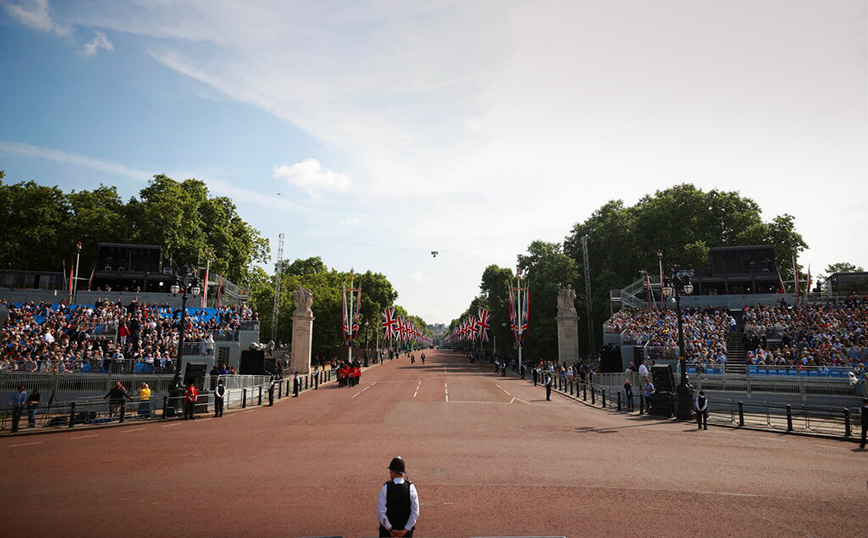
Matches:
[[293, 371, 300, 397], [184, 380, 198, 420], [695, 390, 708, 430], [213, 379, 225, 417], [860, 398, 868, 449], [268, 376, 276, 406], [8, 385, 26, 432], [624, 379, 634, 412], [377, 456, 419, 537], [544, 374, 552, 401], [642, 379, 655, 414], [103, 381, 128, 418], [420, 353, 425, 365]]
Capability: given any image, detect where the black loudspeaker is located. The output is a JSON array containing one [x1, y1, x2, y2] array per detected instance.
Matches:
[[651, 364, 676, 392], [599, 345, 622, 373], [649, 393, 673, 417], [240, 349, 266, 375]]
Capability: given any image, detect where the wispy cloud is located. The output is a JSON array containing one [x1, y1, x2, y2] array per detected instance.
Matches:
[[83, 30, 113, 56], [273, 159, 351, 198], [4, 0, 70, 36], [0, 140, 150, 181]]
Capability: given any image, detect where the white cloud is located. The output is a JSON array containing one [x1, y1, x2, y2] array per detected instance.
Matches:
[[83, 30, 113, 56], [273, 159, 351, 197], [4, 0, 70, 36], [409, 272, 429, 283], [0, 140, 149, 181]]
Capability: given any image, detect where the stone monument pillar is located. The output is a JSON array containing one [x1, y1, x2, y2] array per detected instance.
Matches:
[[556, 285, 580, 365], [290, 285, 314, 374]]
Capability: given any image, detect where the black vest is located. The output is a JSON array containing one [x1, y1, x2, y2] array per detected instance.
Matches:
[[385, 480, 412, 530], [697, 396, 707, 410]]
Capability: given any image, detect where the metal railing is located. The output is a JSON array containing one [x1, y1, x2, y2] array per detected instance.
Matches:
[[0, 370, 335, 433], [535, 373, 862, 439]]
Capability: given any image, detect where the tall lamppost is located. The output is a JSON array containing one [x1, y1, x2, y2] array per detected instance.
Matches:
[[169, 276, 200, 414], [662, 267, 694, 420]]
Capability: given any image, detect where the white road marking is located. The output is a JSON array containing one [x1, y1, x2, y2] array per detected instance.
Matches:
[[121, 428, 146, 433], [162, 423, 182, 427], [413, 391, 418, 398], [8, 441, 42, 448], [70, 434, 98, 440], [352, 381, 378, 399], [495, 385, 512, 397]]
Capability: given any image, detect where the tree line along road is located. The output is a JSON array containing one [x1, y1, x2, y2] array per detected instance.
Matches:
[[2, 349, 864, 537]]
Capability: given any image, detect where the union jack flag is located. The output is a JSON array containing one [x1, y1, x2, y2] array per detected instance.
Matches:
[[477, 307, 490, 342], [382, 307, 397, 339]]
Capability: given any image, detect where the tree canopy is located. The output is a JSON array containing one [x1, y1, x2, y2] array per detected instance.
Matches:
[[250, 256, 430, 357], [0, 175, 268, 283], [452, 184, 808, 359]]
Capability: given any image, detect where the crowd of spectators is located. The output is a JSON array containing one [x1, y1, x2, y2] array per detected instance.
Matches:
[[605, 306, 733, 368], [742, 301, 867, 369], [1, 299, 258, 373]]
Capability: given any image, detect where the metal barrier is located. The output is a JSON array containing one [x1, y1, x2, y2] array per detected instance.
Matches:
[[536, 373, 860, 440]]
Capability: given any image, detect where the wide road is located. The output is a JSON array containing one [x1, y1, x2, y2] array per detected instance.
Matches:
[[2, 349, 865, 537]]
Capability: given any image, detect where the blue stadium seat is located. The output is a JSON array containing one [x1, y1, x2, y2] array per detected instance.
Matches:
[[830, 370, 844, 378], [81, 364, 92, 373], [808, 370, 819, 377], [748, 366, 757, 375], [687, 367, 697, 375], [135, 362, 144, 374], [787, 369, 797, 376], [758, 369, 768, 375]]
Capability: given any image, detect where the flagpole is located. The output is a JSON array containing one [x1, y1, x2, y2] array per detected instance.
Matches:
[[73, 242, 82, 304], [516, 267, 522, 378], [348, 269, 354, 365]]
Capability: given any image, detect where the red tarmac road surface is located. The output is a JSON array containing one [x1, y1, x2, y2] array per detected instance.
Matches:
[[2, 349, 866, 537]]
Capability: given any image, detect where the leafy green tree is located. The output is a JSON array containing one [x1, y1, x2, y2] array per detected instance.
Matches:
[[824, 262, 864, 274], [564, 184, 806, 353], [517, 241, 579, 361], [0, 180, 70, 271]]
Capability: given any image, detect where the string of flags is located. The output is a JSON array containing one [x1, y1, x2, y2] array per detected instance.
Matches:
[[381, 306, 433, 345], [443, 307, 493, 345]]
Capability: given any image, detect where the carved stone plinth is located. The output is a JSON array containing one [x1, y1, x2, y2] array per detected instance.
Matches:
[[290, 313, 314, 374], [290, 286, 315, 374], [556, 286, 580, 365]]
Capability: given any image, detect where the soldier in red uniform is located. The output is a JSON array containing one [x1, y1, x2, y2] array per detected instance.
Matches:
[[353, 365, 361, 386], [184, 380, 198, 420]]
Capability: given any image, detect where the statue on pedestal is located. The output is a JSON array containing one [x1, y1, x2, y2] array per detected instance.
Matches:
[[293, 286, 314, 317], [557, 285, 577, 316]]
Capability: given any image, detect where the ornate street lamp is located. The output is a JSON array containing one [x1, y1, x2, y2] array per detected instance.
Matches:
[[662, 266, 694, 420], [169, 275, 200, 415]]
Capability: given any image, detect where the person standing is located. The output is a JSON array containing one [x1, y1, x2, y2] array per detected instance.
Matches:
[[184, 380, 198, 420], [642, 379, 655, 415], [103, 381, 128, 418], [624, 379, 634, 412], [544, 374, 552, 401], [377, 456, 420, 537], [532, 365, 538, 386], [26, 388, 41, 428], [638, 361, 649, 377], [695, 390, 708, 430], [293, 371, 300, 397], [8, 385, 27, 432], [268, 376, 275, 406], [860, 398, 868, 449], [213, 379, 226, 417], [138, 382, 151, 418]]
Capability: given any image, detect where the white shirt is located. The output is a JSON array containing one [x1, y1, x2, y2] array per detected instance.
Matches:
[[638, 363, 649, 375], [377, 477, 419, 531]]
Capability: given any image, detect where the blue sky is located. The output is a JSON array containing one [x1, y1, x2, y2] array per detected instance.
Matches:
[[1, 0, 866, 325]]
